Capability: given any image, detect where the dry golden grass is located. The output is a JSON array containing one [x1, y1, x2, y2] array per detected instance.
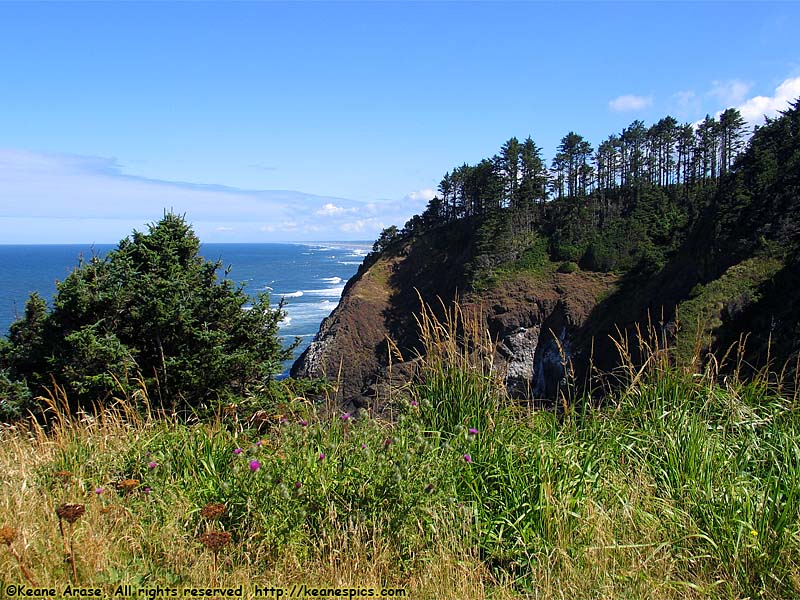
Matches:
[[1, 304, 798, 598]]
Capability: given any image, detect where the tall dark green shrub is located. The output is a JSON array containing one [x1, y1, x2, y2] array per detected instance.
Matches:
[[1, 213, 294, 417]]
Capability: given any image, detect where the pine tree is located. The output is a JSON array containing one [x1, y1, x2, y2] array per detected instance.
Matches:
[[1, 213, 295, 417]]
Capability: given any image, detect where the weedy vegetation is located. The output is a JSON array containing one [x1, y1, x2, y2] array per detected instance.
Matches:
[[1, 303, 799, 599]]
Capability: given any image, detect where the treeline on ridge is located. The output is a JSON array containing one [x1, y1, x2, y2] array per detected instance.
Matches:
[[371, 106, 760, 281]]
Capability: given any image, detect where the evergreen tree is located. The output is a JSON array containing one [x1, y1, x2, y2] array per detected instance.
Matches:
[[1, 213, 295, 417], [556, 132, 593, 196], [496, 137, 521, 209], [718, 108, 747, 175], [695, 115, 720, 181], [518, 136, 548, 215]]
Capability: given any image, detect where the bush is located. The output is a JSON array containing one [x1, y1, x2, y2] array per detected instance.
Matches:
[[0, 213, 295, 418], [557, 261, 579, 274]]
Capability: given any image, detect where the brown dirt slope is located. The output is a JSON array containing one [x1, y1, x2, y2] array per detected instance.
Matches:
[[291, 226, 617, 409]]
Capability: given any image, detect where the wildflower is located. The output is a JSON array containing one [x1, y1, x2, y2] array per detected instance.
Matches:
[[233, 448, 243, 455], [249, 460, 261, 472], [200, 503, 226, 520], [341, 412, 351, 421], [463, 454, 473, 464], [468, 428, 479, 435], [361, 443, 367, 449], [410, 400, 418, 407], [198, 530, 232, 552], [424, 483, 435, 495], [148, 461, 158, 469], [750, 529, 759, 537], [299, 419, 309, 427], [118, 479, 140, 493], [0, 526, 17, 546], [384, 438, 393, 447], [1, 527, 38, 588], [295, 481, 302, 489], [142, 486, 151, 494], [256, 440, 264, 447], [94, 487, 104, 495], [56, 503, 86, 524], [318, 452, 326, 461]]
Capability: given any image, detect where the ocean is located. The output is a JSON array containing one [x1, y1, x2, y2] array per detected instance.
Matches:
[[0, 242, 370, 374]]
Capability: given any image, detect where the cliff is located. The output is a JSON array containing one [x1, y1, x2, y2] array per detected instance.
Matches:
[[293, 100, 800, 408], [291, 220, 617, 408]]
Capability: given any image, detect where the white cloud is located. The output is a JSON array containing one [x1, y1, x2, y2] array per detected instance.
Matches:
[[671, 90, 701, 119], [339, 218, 385, 233], [0, 148, 390, 242], [608, 94, 653, 112], [0, 148, 434, 243], [405, 188, 436, 203], [314, 202, 357, 217], [736, 76, 800, 124], [709, 79, 752, 107]]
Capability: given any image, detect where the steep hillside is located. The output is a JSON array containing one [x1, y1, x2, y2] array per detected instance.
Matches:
[[292, 221, 617, 407], [293, 101, 800, 408]]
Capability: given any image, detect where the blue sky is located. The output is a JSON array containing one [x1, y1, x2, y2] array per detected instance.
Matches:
[[1, 1, 799, 243]]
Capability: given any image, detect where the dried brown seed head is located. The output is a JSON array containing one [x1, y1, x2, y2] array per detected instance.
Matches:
[[198, 530, 232, 552], [0, 526, 17, 545], [200, 503, 226, 520], [56, 503, 86, 524], [118, 479, 140, 492]]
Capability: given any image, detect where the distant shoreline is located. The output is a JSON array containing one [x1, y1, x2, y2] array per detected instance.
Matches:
[[0, 240, 375, 247]]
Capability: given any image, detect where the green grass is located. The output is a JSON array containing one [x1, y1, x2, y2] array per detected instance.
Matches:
[[675, 254, 784, 365], [2, 309, 799, 598]]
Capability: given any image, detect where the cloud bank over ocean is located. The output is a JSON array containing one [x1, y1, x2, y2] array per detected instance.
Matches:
[[0, 149, 429, 243]]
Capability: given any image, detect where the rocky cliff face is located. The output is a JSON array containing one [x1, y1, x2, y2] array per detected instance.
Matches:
[[291, 224, 617, 409]]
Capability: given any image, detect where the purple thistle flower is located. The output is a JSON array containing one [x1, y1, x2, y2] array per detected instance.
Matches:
[[143, 486, 151, 494], [299, 419, 309, 427], [318, 452, 326, 461], [233, 448, 243, 455], [463, 454, 473, 464], [341, 412, 351, 421], [295, 481, 302, 489], [94, 487, 104, 495], [249, 460, 261, 471], [410, 400, 418, 407], [468, 428, 479, 435], [148, 461, 158, 469], [256, 440, 264, 447], [384, 438, 393, 447], [361, 443, 367, 449]]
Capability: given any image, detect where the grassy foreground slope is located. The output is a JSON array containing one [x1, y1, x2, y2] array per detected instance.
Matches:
[[1, 309, 799, 599]]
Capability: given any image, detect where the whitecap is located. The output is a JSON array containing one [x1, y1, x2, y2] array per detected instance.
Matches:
[[281, 291, 304, 298], [321, 276, 343, 284], [303, 285, 345, 297]]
